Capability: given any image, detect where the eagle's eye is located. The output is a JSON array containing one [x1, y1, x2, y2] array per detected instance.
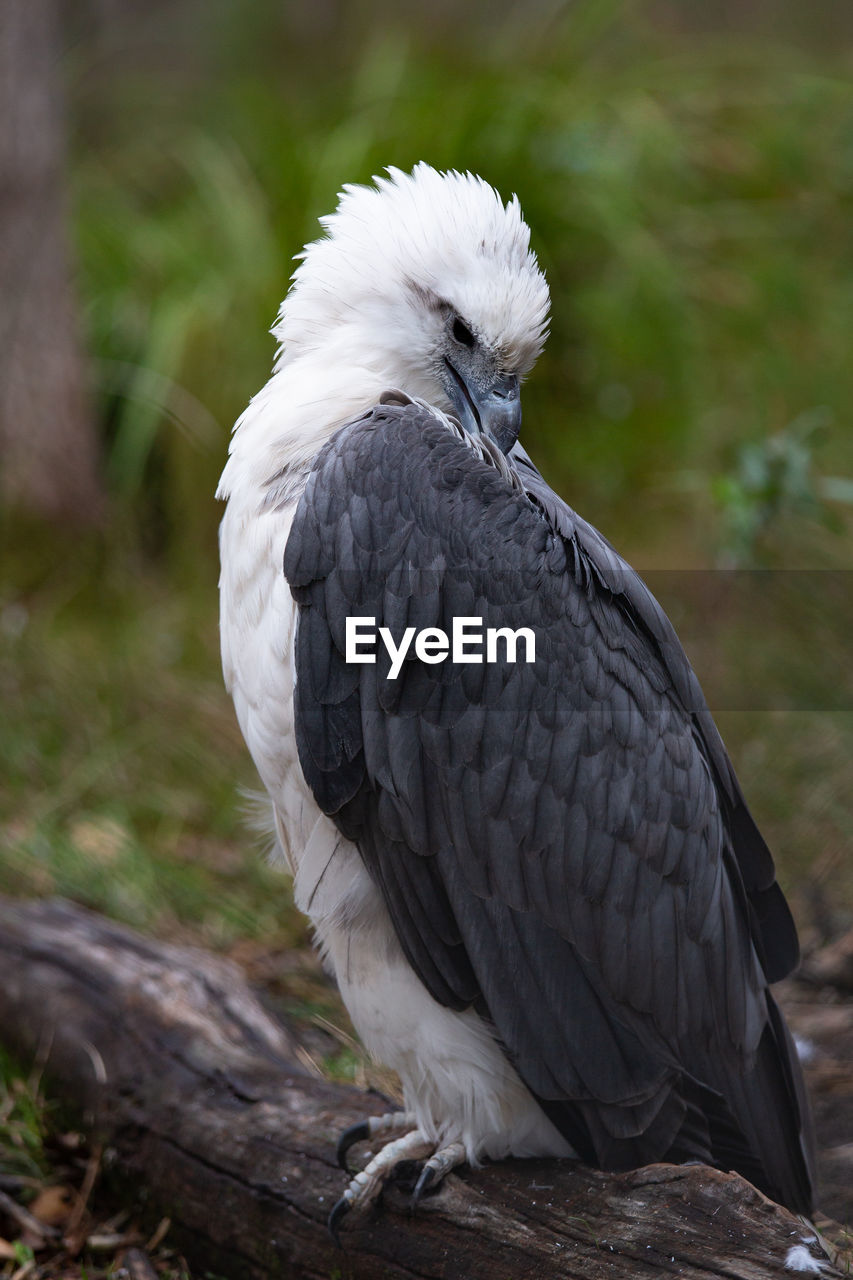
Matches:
[[452, 316, 476, 348]]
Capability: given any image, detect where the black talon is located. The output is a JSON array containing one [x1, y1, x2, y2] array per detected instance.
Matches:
[[411, 1162, 438, 1210], [337, 1120, 371, 1171], [328, 1196, 351, 1249]]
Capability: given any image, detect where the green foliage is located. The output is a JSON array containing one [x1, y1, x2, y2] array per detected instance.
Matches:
[[0, 1045, 50, 1182], [322, 1047, 364, 1083], [709, 407, 853, 565], [12, 1242, 36, 1268], [0, 532, 309, 950], [70, 0, 853, 567]]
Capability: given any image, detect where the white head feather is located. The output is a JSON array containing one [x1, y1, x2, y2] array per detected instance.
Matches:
[[219, 164, 550, 492], [279, 164, 549, 382]]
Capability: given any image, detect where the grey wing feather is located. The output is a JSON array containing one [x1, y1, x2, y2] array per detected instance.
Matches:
[[285, 402, 814, 1212], [511, 442, 800, 984]]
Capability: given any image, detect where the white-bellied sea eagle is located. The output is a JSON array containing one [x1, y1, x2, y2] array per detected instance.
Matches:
[[217, 164, 815, 1239]]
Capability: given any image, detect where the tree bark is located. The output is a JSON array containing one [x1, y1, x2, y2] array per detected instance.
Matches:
[[0, 0, 103, 524], [0, 896, 840, 1280]]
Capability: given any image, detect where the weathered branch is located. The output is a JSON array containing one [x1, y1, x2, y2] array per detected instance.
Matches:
[[0, 896, 838, 1279]]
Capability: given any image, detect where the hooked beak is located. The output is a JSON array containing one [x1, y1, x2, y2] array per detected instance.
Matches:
[[443, 360, 522, 454]]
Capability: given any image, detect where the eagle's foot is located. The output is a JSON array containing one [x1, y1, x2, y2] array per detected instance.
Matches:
[[336, 1109, 417, 1172], [328, 1125, 433, 1246], [411, 1139, 467, 1208]]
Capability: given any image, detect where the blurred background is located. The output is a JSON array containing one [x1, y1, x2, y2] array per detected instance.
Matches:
[[1, 0, 853, 1243]]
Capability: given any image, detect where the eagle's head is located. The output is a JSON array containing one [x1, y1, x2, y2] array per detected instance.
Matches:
[[275, 164, 550, 453]]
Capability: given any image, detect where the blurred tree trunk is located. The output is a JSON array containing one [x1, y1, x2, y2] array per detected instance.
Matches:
[[0, 0, 104, 524]]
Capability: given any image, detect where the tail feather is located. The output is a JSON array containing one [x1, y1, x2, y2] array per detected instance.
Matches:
[[687, 991, 815, 1213], [536, 990, 815, 1215]]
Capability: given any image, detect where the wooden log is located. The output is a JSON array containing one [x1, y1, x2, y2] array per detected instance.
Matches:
[[0, 896, 839, 1279]]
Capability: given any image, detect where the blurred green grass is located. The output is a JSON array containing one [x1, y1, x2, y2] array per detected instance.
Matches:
[[0, 528, 309, 951], [70, 1, 853, 562], [2, 0, 852, 947], [0, 1045, 52, 1184]]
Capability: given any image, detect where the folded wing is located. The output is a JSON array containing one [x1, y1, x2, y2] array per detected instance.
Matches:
[[284, 399, 814, 1213]]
